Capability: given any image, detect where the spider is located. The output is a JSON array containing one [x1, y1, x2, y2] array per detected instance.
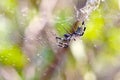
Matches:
[[56, 21, 86, 48]]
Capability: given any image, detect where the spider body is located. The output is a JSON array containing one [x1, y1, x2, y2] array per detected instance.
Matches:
[[56, 21, 86, 48]]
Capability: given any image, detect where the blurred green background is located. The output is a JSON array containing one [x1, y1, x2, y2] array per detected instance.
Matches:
[[0, 0, 120, 80]]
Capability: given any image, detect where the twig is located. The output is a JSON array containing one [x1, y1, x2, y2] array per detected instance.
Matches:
[[41, 0, 101, 80], [22, 0, 58, 80], [76, 0, 101, 21], [22, 0, 101, 80], [22, 0, 58, 58], [41, 48, 68, 80]]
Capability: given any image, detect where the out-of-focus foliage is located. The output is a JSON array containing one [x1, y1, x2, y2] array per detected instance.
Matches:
[[0, 0, 38, 69], [0, 0, 120, 80], [83, 7, 104, 41], [0, 0, 17, 17], [0, 45, 27, 68], [0, 14, 27, 68]]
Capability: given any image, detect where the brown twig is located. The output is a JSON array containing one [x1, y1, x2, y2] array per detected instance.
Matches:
[[22, 0, 101, 80], [41, 48, 68, 80], [22, 0, 58, 59], [22, 0, 58, 80], [40, 0, 101, 80]]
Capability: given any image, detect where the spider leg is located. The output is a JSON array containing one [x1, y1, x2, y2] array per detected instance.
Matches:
[[56, 36, 69, 48], [82, 21, 86, 31], [56, 37, 62, 40], [84, 27, 86, 31], [80, 32, 84, 36], [63, 44, 68, 48], [58, 42, 69, 48], [57, 42, 64, 47], [81, 23, 86, 36], [79, 21, 86, 36], [56, 32, 72, 48], [58, 44, 63, 47], [82, 21, 85, 25], [56, 37, 66, 42], [62, 42, 69, 48]]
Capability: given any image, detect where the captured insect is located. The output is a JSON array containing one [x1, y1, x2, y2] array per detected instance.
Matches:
[[56, 21, 86, 48]]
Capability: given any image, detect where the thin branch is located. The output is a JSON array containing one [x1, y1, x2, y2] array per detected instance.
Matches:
[[22, 0, 58, 58], [41, 48, 68, 80], [22, 0, 101, 80], [41, 0, 101, 80], [76, 0, 101, 21], [22, 0, 58, 80]]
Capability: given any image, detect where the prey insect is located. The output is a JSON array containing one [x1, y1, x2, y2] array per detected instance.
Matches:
[[56, 21, 86, 48]]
